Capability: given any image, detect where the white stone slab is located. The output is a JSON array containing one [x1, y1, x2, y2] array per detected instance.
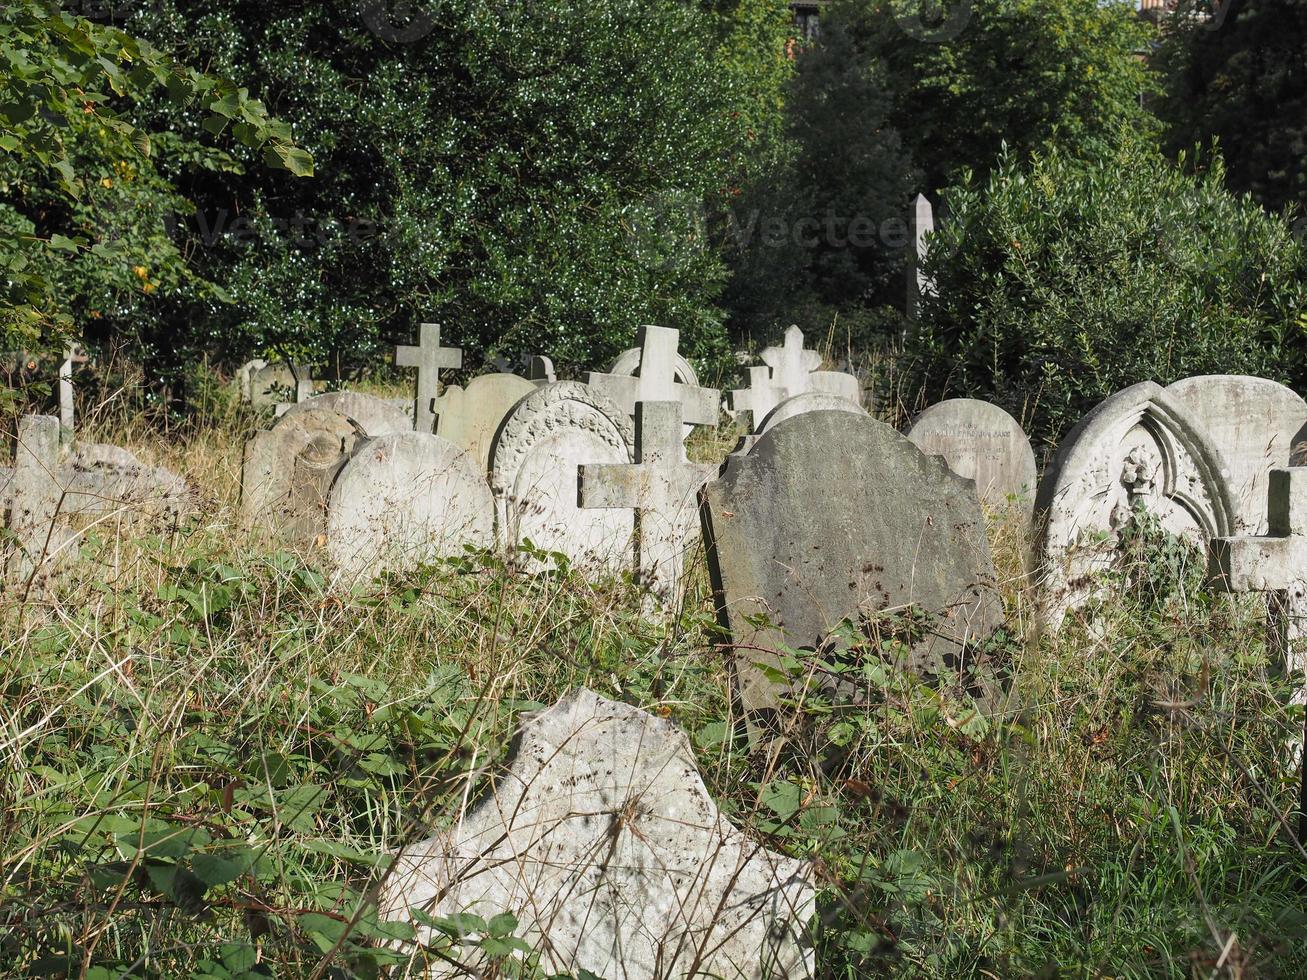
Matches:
[[278, 391, 411, 437], [435, 373, 536, 473], [907, 399, 1037, 513]]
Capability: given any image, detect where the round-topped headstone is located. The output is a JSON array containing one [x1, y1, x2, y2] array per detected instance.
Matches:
[[278, 391, 410, 436], [756, 391, 867, 435], [435, 373, 537, 473], [906, 399, 1037, 513], [490, 382, 635, 572], [327, 432, 494, 580]]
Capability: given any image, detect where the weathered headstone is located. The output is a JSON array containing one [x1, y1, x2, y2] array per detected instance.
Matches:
[[2, 416, 191, 581], [1208, 466, 1307, 839], [327, 432, 493, 580], [587, 325, 719, 435], [434, 373, 536, 473], [580, 401, 716, 601], [241, 408, 364, 546], [250, 361, 312, 412], [381, 688, 814, 980], [235, 359, 268, 403], [528, 355, 556, 385], [1036, 381, 1237, 626], [277, 391, 411, 436], [906, 399, 1038, 515], [396, 322, 463, 435], [728, 365, 784, 431], [756, 391, 867, 436], [728, 326, 863, 435], [907, 192, 935, 320], [1167, 375, 1307, 533], [59, 344, 87, 431], [702, 410, 1003, 710], [489, 382, 634, 572]]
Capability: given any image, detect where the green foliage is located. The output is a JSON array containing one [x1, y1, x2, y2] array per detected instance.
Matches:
[[901, 139, 1307, 448], [0, 0, 309, 363], [124, 0, 753, 385], [1156, 0, 1307, 217], [853, 0, 1158, 191]]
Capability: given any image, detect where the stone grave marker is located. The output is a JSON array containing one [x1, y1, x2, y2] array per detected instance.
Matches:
[[235, 359, 267, 403], [702, 410, 1003, 711], [757, 391, 868, 435], [489, 381, 634, 573], [528, 355, 556, 385], [2, 416, 191, 581], [1036, 381, 1237, 627], [580, 401, 717, 601], [1208, 466, 1307, 839], [249, 361, 312, 411], [1167, 375, 1307, 533], [760, 325, 862, 407], [906, 399, 1038, 514], [587, 325, 720, 436], [728, 365, 784, 431], [381, 688, 814, 980], [327, 432, 493, 580], [276, 391, 411, 436], [434, 373, 536, 473], [58, 344, 88, 431], [241, 407, 365, 546], [395, 322, 463, 434]]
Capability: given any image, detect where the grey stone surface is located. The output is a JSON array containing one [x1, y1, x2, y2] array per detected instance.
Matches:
[[278, 391, 411, 437], [587, 325, 720, 434], [580, 401, 716, 601], [906, 399, 1037, 513], [728, 365, 784, 431], [241, 408, 363, 546], [490, 382, 634, 573], [731, 327, 863, 434], [1036, 381, 1237, 626], [1166, 375, 1307, 534], [396, 322, 463, 434], [327, 432, 493, 580], [702, 410, 1003, 710], [756, 392, 867, 435], [435, 373, 536, 473], [250, 361, 312, 411], [907, 193, 935, 319], [381, 688, 814, 980]]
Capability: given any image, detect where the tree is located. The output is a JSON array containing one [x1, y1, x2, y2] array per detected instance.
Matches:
[[901, 139, 1307, 449], [126, 0, 757, 383], [823, 0, 1156, 193], [1156, 0, 1307, 217], [0, 0, 308, 377]]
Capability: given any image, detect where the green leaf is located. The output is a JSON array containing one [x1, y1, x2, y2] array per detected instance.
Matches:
[[264, 144, 315, 177]]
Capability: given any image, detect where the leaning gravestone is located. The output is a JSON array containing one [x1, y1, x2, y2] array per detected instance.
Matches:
[[241, 408, 364, 546], [702, 410, 1003, 711], [489, 382, 634, 572], [434, 373, 536, 473], [1166, 375, 1307, 534], [277, 391, 411, 436], [1036, 381, 1236, 627], [906, 399, 1038, 515], [249, 361, 312, 411], [381, 688, 814, 980], [327, 432, 493, 580]]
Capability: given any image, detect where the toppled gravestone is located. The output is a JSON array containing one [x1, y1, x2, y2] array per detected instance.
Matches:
[[702, 410, 1004, 711], [380, 689, 814, 979]]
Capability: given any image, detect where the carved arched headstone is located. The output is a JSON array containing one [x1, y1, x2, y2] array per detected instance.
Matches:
[[278, 391, 410, 437], [1036, 382, 1237, 625]]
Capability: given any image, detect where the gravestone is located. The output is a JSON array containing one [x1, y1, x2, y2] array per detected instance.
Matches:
[[2, 416, 191, 581], [907, 193, 935, 319], [489, 382, 634, 573], [580, 401, 716, 601], [1209, 466, 1307, 839], [702, 410, 1003, 710], [381, 688, 814, 980], [396, 322, 463, 435], [728, 366, 784, 431], [327, 432, 493, 580], [235, 359, 268, 403], [761, 326, 862, 406], [277, 391, 411, 436], [587, 325, 719, 436], [250, 361, 312, 411], [241, 408, 364, 546], [434, 373, 536, 473], [1036, 381, 1237, 627], [528, 355, 556, 385], [757, 391, 867, 435], [1166, 375, 1307, 533], [59, 344, 88, 431], [906, 399, 1038, 514]]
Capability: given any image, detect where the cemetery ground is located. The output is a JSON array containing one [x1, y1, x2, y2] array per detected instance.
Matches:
[[3, 400, 1307, 979]]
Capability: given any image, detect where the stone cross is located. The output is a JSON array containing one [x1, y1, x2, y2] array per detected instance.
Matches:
[[579, 400, 716, 600], [760, 325, 822, 398], [586, 326, 719, 428], [59, 345, 88, 431], [907, 192, 936, 319], [395, 322, 463, 434], [1209, 466, 1307, 840], [727, 365, 783, 429]]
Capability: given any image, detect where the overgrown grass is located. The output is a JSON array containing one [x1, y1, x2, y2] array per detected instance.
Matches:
[[2, 409, 1305, 979]]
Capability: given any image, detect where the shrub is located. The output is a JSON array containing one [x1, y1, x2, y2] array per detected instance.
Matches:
[[901, 140, 1307, 450]]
